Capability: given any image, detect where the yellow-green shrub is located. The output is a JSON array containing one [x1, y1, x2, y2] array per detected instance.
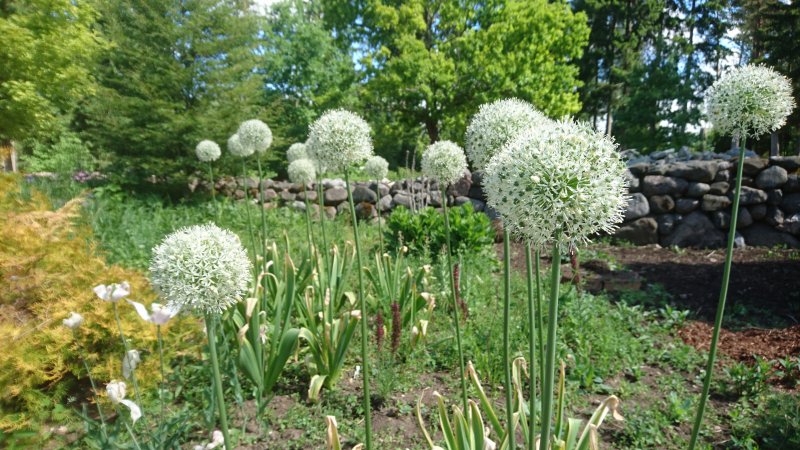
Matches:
[[0, 175, 199, 431]]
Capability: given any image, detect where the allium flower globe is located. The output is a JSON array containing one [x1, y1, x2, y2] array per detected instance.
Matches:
[[465, 98, 551, 170], [237, 119, 273, 154], [483, 120, 628, 248], [307, 109, 373, 172], [364, 155, 389, 180], [286, 142, 309, 163], [150, 224, 252, 316], [227, 134, 251, 158], [421, 140, 468, 186], [706, 64, 795, 139], [287, 158, 317, 185], [195, 140, 221, 162]]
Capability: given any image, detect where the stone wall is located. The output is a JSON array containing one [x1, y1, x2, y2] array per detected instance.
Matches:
[[200, 154, 800, 249]]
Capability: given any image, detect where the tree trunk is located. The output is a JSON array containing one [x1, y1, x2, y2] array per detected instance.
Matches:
[[770, 133, 780, 157], [425, 119, 439, 144], [2, 139, 17, 173]]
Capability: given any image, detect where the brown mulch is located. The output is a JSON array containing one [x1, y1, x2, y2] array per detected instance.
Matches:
[[678, 321, 800, 363]]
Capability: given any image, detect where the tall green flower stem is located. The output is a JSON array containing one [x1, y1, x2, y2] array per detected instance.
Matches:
[[112, 303, 145, 425], [539, 240, 562, 449], [72, 330, 108, 440], [534, 249, 545, 394], [502, 228, 514, 449], [442, 195, 468, 414], [689, 137, 747, 449], [256, 157, 269, 253], [316, 176, 330, 269], [525, 242, 538, 448], [240, 160, 259, 268], [374, 183, 385, 256], [207, 162, 219, 219], [344, 170, 372, 450], [205, 315, 231, 449], [157, 325, 166, 447], [302, 186, 315, 257]]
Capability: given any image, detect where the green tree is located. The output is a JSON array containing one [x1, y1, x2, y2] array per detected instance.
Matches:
[[0, 0, 103, 144], [323, 0, 588, 167], [75, 0, 263, 187]]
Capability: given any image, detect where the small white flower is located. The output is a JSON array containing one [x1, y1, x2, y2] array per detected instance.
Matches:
[[286, 142, 309, 163], [122, 350, 141, 380], [194, 430, 225, 449], [195, 140, 221, 163], [93, 282, 131, 303], [227, 133, 251, 158], [483, 119, 628, 248], [127, 300, 180, 326], [364, 155, 389, 180], [465, 98, 551, 170], [287, 158, 317, 185], [307, 109, 373, 173], [63, 312, 84, 330], [706, 64, 795, 139], [421, 140, 468, 186], [350, 309, 362, 319], [106, 380, 142, 424], [237, 119, 273, 154], [150, 224, 252, 316]]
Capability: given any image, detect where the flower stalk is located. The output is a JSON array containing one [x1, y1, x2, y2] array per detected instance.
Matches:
[[539, 240, 562, 448], [205, 315, 231, 449], [442, 196, 468, 413]]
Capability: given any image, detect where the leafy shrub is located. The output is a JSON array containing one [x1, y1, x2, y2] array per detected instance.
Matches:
[[385, 204, 494, 259], [0, 175, 197, 431], [22, 133, 95, 175]]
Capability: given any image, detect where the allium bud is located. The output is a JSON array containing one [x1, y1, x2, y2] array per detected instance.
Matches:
[[227, 134, 251, 158], [364, 155, 389, 180], [150, 223, 252, 316], [483, 119, 628, 248], [195, 140, 221, 162], [465, 98, 551, 170], [706, 64, 794, 139], [287, 158, 317, 185], [421, 140, 467, 186], [237, 119, 273, 154], [286, 142, 309, 163], [307, 109, 373, 172]]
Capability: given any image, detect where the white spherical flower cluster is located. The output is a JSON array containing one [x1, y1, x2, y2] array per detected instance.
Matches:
[[195, 140, 221, 162], [421, 140, 468, 186], [706, 64, 795, 139], [287, 158, 317, 185], [483, 120, 628, 248], [364, 155, 389, 180], [307, 109, 373, 173], [237, 119, 273, 154], [286, 142, 309, 163], [465, 98, 551, 170], [227, 134, 251, 158], [150, 223, 252, 316]]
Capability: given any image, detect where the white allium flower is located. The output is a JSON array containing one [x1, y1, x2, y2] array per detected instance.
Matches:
[[227, 133, 251, 158], [307, 109, 373, 173], [150, 224, 252, 316], [127, 300, 180, 326], [706, 64, 795, 139], [93, 282, 131, 303], [63, 312, 84, 330], [421, 140, 468, 186], [287, 158, 317, 185], [195, 140, 221, 163], [237, 119, 273, 154], [364, 155, 389, 180], [286, 142, 309, 163], [106, 380, 141, 424], [122, 349, 140, 380], [483, 119, 628, 248], [465, 98, 551, 170]]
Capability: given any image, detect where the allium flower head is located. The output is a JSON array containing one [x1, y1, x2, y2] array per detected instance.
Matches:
[[307, 109, 373, 172], [706, 64, 795, 139], [286, 142, 309, 163], [483, 119, 628, 248], [287, 158, 317, 185], [364, 155, 389, 180], [421, 140, 467, 186], [195, 140, 221, 162], [237, 119, 273, 154], [150, 223, 252, 316], [227, 134, 251, 158], [465, 98, 551, 170]]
